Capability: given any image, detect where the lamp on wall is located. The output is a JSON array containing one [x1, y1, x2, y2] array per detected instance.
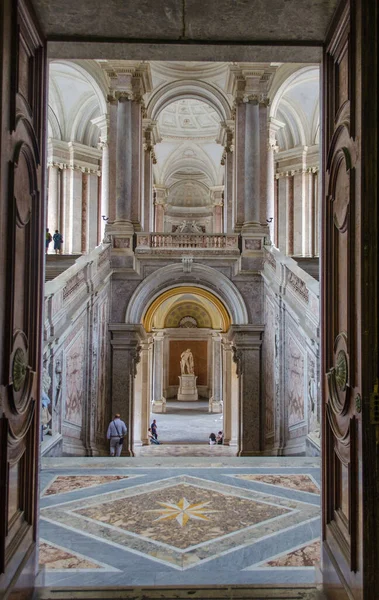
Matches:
[[266, 218, 273, 223], [101, 215, 109, 222]]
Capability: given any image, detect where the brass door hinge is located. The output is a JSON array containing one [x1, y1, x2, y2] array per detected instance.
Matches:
[[370, 380, 379, 444]]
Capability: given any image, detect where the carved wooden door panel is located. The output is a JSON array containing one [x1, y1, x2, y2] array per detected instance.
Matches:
[[0, 0, 46, 597], [322, 0, 378, 598]]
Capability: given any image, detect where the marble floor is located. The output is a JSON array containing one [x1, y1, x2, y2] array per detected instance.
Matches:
[[150, 400, 223, 444], [38, 457, 321, 590]]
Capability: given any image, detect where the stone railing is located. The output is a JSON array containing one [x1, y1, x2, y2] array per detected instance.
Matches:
[[135, 232, 240, 252], [44, 243, 112, 341], [263, 245, 320, 328]]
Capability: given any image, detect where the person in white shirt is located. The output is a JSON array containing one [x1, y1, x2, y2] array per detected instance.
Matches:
[[106, 413, 127, 457]]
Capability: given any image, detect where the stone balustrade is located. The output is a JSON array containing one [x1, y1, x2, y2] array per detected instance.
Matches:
[[135, 232, 240, 253], [263, 244, 320, 457], [42, 243, 113, 458], [44, 244, 112, 342]]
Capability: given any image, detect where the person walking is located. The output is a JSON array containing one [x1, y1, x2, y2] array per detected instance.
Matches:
[[107, 413, 127, 457], [53, 229, 63, 254], [46, 228, 52, 254]]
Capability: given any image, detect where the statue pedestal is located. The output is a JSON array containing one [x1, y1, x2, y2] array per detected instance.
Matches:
[[178, 374, 198, 401]]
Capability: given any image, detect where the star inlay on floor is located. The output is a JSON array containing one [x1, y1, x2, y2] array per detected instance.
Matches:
[[39, 459, 321, 587], [147, 497, 218, 526]]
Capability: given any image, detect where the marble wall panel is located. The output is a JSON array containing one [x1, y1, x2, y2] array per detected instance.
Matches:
[[286, 331, 305, 428], [96, 297, 109, 437], [264, 296, 275, 440], [64, 329, 85, 427]]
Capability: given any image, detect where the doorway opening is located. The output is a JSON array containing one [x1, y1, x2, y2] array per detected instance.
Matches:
[[37, 58, 323, 593]]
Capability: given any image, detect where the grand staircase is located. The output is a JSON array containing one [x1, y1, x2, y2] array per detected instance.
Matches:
[[45, 254, 82, 281]]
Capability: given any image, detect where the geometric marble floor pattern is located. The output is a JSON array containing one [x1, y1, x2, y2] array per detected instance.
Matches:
[[38, 457, 321, 589]]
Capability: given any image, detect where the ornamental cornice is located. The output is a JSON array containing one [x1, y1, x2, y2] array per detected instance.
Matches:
[[143, 118, 161, 146], [216, 120, 235, 150], [47, 160, 100, 175], [275, 166, 319, 178]]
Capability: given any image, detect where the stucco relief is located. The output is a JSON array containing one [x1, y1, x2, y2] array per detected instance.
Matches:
[[264, 297, 275, 437], [96, 298, 109, 435], [286, 333, 305, 427], [65, 330, 85, 426]]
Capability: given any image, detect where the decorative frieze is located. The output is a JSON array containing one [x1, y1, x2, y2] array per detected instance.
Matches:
[[62, 271, 86, 302], [276, 166, 319, 179], [286, 268, 309, 304], [113, 237, 131, 249]]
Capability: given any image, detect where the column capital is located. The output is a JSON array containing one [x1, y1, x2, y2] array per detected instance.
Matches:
[[99, 60, 152, 102], [243, 93, 270, 106], [226, 63, 277, 106], [154, 185, 168, 205], [97, 140, 108, 151]]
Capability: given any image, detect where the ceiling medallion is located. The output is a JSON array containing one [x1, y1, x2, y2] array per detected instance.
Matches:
[[335, 350, 348, 391], [12, 347, 27, 392]]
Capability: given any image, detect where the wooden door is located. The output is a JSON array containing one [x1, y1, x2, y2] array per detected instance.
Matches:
[[0, 0, 46, 597], [322, 0, 378, 598]]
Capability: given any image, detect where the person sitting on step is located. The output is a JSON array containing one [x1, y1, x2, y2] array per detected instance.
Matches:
[[148, 427, 160, 445]]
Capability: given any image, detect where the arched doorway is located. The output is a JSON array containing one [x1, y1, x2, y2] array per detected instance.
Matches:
[[138, 286, 231, 447], [110, 263, 264, 456]]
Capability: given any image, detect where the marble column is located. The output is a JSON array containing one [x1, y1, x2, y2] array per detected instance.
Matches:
[[209, 334, 223, 413], [92, 114, 110, 239], [223, 149, 234, 233], [259, 102, 268, 227], [99, 141, 109, 240], [87, 173, 99, 252], [47, 164, 59, 233], [213, 204, 223, 233], [107, 101, 117, 223], [267, 143, 276, 244], [267, 119, 283, 245], [139, 339, 151, 445], [110, 345, 134, 456], [68, 167, 83, 254], [143, 144, 153, 232], [152, 332, 166, 413], [115, 94, 133, 229], [228, 326, 263, 456], [222, 339, 233, 445], [110, 326, 144, 457], [277, 174, 294, 255], [154, 186, 167, 232], [243, 99, 260, 228], [234, 103, 246, 230]]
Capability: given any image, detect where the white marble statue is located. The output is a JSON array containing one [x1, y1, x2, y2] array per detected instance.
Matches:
[[180, 348, 194, 375]]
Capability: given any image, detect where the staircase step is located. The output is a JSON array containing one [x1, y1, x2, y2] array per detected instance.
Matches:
[[38, 584, 319, 600]]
